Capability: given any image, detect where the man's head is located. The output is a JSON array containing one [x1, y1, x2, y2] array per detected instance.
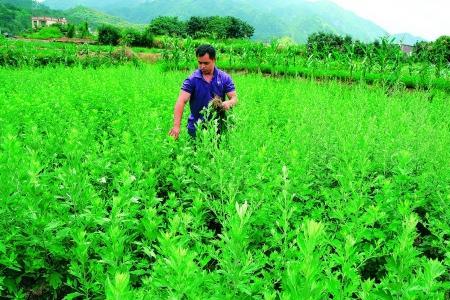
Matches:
[[196, 44, 216, 75]]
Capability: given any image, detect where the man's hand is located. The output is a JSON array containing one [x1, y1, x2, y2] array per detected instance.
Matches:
[[169, 126, 180, 139], [222, 100, 233, 111], [224, 91, 238, 111], [169, 90, 190, 140]]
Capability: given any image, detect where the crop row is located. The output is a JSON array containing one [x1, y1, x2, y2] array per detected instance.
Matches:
[[159, 37, 449, 92], [0, 39, 140, 68]]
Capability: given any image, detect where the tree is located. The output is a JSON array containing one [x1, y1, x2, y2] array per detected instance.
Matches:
[[147, 16, 186, 37], [307, 32, 346, 57], [140, 29, 154, 47], [240, 21, 254, 39], [432, 35, 449, 63], [427, 35, 449, 76], [186, 16, 204, 38], [121, 28, 138, 46], [78, 21, 89, 38], [151, 15, 254, 40], [225, 17, 240, 39], [98, 25, 121, 46], [224, 16, 254, 39], [67, 24, 75, 38], [121, 27, 153, 47]]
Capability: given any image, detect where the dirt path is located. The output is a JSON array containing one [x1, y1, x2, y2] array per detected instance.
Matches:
[[13, 37, 97, 44], [137, 52, 161, 63]]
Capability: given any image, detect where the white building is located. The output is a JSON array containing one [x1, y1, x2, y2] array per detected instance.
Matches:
[[32, 17, 68, 29], [400, 44, 414, 56]]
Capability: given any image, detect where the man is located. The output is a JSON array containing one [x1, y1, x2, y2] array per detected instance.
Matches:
[[169, 44, 238, 139]]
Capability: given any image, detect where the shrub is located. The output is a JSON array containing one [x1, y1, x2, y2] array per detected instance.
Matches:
[[147, 16, 186, 37], [98, 25, 121, 46], [67, 24, 75, 38], [23, 25, 64, 39], [121, 28, 140, 46], [78, 21, 90, 39], [140, 29, 154, 48], [121, 28, 153, 47]]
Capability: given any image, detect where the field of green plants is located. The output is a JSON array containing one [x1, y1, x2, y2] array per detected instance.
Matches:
[[0, 38, 145, 68], [2, 35, 449, 92], [160, 36, 449, 92], [1, 60, 449, 299]]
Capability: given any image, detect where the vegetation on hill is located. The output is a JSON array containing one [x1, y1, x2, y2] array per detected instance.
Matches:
[[1, 0, 31, 9], [43, 0, 389, 42], [0, 1, 144, 36], [22, 24, 64, 39], [392, 33, 426, 45], [63, 6, 144, 30], [147, 16, 254, 39], [0, 0, 66, 35], [0, 1, 31, 34]]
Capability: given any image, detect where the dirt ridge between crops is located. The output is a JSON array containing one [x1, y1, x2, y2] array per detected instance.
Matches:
[[12, 37, 97, 44]]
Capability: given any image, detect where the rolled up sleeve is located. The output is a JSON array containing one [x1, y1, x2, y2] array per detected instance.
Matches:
[[224, 75, 235, 94], [181, 78, 194, 94]]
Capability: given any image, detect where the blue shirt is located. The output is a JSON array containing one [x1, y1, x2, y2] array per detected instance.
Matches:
[[181, 67, 235, 133]]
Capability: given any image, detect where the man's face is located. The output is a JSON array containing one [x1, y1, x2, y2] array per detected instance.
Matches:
[[198, 53, 215, 75]]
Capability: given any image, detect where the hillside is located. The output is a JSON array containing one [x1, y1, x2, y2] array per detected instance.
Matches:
[[0, 1, 30, 34], [0, 1, 143, 35], [39, 0, 146, 10], [1, 0, 31, 9], [0, 0, 60, 34], [392, 33, 426, 45], [63, 6, 144, 30], [43, 0, 389, 42]]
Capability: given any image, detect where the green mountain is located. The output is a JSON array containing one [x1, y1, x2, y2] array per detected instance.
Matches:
[[39, 0, 145, 10], [63, 6, 143, 30], [42, 0, 390, 42], [0, 1, 142, 35], [0, 1, 30, 34], [2, 0, 31, 9], [0, 0, 53, 34], [392, 33, 426, 45]]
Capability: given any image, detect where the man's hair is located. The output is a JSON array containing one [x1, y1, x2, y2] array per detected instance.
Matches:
[[196, 44, 216, 59]]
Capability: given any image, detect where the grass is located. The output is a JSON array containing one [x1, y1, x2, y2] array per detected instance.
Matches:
[[22, 26, 65, 40], [0, 64, 449, 299]]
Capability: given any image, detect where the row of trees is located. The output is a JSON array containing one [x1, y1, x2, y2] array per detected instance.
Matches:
[[19, 22, 91, 40], [147, 16, 254, 39], [95, 15, 254, 46], [23, 21, 152, 47], [58, 22, 90, 39], [98, 25, 153, 47]]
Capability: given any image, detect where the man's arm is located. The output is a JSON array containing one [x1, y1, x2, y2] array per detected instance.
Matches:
[[222, 90, 238, 111], [169, 90, 191, 139]]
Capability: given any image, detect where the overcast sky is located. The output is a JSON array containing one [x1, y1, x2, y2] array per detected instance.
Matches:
[[329, 0, 449, 40]]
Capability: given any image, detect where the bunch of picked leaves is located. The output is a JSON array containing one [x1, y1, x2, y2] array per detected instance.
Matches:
[[206, 95, 226, 123], [210, 95, 225, 113]]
